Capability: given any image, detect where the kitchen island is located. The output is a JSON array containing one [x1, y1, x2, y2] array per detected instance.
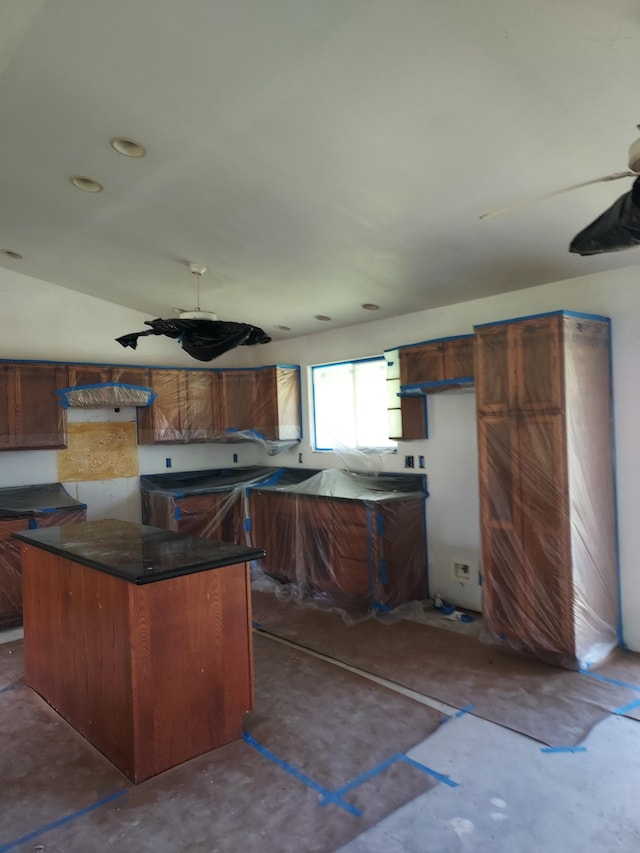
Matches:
[[13, 519, 265, 783]]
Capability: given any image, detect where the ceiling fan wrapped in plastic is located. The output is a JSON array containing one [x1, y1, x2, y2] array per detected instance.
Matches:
[[116, 263, 271, 362], [480, 129, 640, 256]]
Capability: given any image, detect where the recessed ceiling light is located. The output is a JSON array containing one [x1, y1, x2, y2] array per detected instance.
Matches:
[[362, 303, 380, 311], [315, 315, 332, 321], [275, 325, 291, 331], [3, 250, 23, 260], [70, 176, 103, 193], [110, 137, 147, 158]]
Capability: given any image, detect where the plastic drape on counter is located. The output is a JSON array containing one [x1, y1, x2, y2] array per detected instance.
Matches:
[[476, 313, 618, 670], [140, 467, 296, 543], [0, 485, 87, 629], [248, 469, 429, 614], [55, 383, 156, 409], [136, 366, 301, 455]]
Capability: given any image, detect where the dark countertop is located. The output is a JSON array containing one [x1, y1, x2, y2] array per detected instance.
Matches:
[[251, 469, 428, 502], [12, 519, 265, 585], [0, 483, 86, 518], [139, 466, 322, 495]]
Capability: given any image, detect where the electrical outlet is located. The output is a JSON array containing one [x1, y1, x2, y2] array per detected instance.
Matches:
[[454, 561, 471, 581]]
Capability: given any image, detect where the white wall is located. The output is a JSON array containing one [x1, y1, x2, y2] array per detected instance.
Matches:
[[245, 263, 640, 652], [3, 263, 640, 651]]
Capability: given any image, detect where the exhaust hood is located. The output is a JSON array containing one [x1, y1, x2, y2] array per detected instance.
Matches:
[[55, 383, 157, 409]]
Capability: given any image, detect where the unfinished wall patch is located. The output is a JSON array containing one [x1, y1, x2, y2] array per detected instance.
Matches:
[[57, 422, 138, 482]]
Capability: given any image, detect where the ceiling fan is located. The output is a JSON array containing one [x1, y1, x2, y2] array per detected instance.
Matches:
[[115, 261, 271, 361], [479, 128, 640, 256], [174, 262, 218, 320], [480, 130, 640, 220]]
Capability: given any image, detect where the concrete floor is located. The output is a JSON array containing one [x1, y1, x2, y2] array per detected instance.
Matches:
[[3, 626, 640, 853]]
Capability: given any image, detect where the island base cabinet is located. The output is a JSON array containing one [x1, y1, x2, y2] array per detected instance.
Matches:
[[21, 545, 253, 783]]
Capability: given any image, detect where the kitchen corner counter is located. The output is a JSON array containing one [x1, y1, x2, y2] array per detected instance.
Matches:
[[12, 518, 265, 584]]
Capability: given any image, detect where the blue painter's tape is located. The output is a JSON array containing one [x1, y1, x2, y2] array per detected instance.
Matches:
[[613, 698, 640, 716], [174, 506, 181, 520], [474, 310, 610, 330], [400, 754, 459, 787], [579, 670, 640, 693], [28, 518, 37, 529], [370, 602, 391, 612], [540, 747, 587, 754], [0, 788, 129, 853], [438, 704, 476, 726], [242, 733, 360, 816], [244, 518, 252, 531], [322, 751, 459, 808], [252, 621, 262, 630], [379, 559, 388, 585]]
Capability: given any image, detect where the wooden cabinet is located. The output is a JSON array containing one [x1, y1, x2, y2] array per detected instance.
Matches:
[[386, 335, 474, 441], [0, 518, 29, 629], [68, 364, 149, 388], [0, 362, 67, 450], [138, 365, 301, 446], [249, 477, 428, 608], [399, 335, 475, 389], [137, 369, 221, 444], [0, 505, 87, 628], [475, 312, 618, 667]]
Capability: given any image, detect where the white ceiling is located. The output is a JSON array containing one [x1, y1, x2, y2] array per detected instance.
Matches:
[[1, 0, 639, 340]]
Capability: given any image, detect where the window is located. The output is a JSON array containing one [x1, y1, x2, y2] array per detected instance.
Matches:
[[311, 357, 396, 451]]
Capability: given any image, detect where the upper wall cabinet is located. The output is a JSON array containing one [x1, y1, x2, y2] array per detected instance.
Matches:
[[68, 364, 149, 388], [216, 366, 301, 441], [137, 369, 223, 444], [0, 362, 68, 450], [399, 335, 475, 390], [385, 334, 474, 441], [138, 365, 301, 446]]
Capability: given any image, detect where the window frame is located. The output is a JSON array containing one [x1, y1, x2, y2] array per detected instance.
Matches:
[[310, 356, 397, 453]]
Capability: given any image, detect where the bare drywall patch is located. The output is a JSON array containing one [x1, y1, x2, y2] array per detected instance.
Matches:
[[57, 422, 138, 481]]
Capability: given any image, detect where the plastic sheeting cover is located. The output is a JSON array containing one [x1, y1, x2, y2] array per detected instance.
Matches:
[[0, 483, 86, 517], [56, 383, 156, 409], [248, 469, 429, 612], [570, 176, 640, 255]]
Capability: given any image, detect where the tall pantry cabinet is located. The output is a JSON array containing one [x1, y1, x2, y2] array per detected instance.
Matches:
[[475, 311, 618, 668]]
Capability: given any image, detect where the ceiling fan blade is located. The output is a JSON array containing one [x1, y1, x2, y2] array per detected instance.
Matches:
[[479, 171, 637, 220]]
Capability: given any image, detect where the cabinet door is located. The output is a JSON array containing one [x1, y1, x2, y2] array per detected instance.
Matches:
[[299, 497, 335, 592], [111, 366, 150, 387], [442, 337, 475, 381], [137, 370, 186, 443], [477, 415, 523, 636], [249, 491, 297, 581], [400, 396, 428, 440], [0, 518, 29, 628], [475, 326, 513, 415], [174, 493, 236, 540], [15, 364, 67, 449], [221, 370, 256, 431], [399, 343, 443, 386], [68, 364, 111, 386], [376, 499, 427, 606], [515, 317, 563, 412], [517, 413, 573, 654], [0, 365, 17, 449], [185, 371, 217, 441], [333, 502, 373, 599], [252, 368, 278, 440]]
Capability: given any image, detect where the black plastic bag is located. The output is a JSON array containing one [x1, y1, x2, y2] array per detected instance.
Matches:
[[116, 318, 271, 362], [570, 177, 640, 256]]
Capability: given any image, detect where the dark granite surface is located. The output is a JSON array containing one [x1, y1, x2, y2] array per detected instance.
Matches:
[[12, 519, 265, 585], [0, 483, 86, 518]]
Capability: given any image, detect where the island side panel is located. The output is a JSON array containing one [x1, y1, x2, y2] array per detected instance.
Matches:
[[21, 544, 136, 776], [129, 561, 253, 782]]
